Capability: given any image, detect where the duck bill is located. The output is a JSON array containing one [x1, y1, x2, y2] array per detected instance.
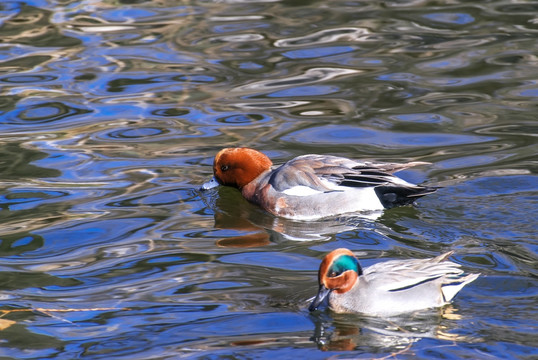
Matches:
[[309, 285, 331, 311], [200, 176, 220, 191]]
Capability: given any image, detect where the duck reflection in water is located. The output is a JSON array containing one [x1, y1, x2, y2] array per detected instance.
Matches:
[[203, 186, 380, 247], [310, 306, 478, 352]]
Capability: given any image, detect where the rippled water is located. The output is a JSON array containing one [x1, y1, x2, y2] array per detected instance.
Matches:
[[1, 0, 537, 358]]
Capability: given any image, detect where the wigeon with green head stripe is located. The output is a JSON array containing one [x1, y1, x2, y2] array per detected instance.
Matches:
[[309, 248, 479, 316], [201, 147, 438, 220]]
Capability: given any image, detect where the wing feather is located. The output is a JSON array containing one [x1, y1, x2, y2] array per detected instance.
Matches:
[[269, 154, 427, 192], [363, 252, 464, 292]]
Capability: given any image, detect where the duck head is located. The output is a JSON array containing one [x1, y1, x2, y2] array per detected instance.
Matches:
[[201, 148, 273, 190], [309, 248, 363, 311]]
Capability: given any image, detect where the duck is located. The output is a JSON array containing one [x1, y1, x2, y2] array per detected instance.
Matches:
[[200, 147, 438, 220], [309, 248, 479, 316]]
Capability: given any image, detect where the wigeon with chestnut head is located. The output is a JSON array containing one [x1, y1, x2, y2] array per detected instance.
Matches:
[[309, 248, 479, 316], [201, 147, 438, 220]]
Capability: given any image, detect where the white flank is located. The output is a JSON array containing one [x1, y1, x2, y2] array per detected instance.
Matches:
[[282, 186, 323, 196], [341, 187, 384, 210]]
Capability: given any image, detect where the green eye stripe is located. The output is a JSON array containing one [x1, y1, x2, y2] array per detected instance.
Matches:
[[328, 255, 358, 276]]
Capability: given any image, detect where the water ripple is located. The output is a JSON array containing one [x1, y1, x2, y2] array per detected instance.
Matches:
[[281, 124, 496, 149], [231, 67, 360, 93], [274, 27, 370, 47], [407, 92, 491, 106], [6, 101, 93, 125]]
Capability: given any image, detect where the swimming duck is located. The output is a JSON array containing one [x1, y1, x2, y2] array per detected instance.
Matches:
[[309, 248, 479, 316], [201, 147, 438, 220]]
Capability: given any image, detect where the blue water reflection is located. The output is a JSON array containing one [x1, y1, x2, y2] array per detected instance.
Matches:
[[282, 124, 496, 148]]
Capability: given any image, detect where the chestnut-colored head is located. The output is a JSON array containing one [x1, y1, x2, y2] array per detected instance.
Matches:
[[213, 148, 273, 189], [309, 248, 363, 312], [319, 248, 363, 294]]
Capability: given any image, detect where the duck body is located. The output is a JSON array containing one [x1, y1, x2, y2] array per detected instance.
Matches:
[[309, 249, 479, 317], [201, 148, 438, 220]]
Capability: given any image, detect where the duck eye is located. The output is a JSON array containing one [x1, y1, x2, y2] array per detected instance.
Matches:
[[328, 271, 339, 278], [221, 165, 229, 171]]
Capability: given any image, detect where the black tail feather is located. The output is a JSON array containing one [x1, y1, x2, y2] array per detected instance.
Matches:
[[374, 185, 439, 208]]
